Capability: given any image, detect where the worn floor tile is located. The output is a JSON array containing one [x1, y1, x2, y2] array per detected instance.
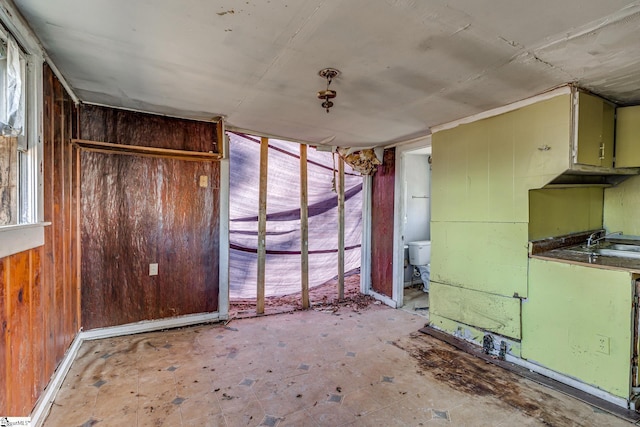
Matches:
[[42, 304, 630, 427]]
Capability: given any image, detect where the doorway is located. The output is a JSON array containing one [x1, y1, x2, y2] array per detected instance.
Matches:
[[392, 137, 432, 314]]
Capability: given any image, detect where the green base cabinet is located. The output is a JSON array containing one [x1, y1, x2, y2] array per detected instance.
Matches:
[[522, 258, 633, 398]]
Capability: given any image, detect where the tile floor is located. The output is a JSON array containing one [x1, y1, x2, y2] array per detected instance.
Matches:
[[43, 304, 631, 426], [401, 286, 430, 317]]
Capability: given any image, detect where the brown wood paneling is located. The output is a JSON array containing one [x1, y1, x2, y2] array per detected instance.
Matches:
[[79, 106, 220, 329], [41, 64, 56, 381], [79, 104, 219, 153], [51, 69, 65, 366], [0, 257, 6, 413], [29, 248, 43, 404], [0, 64, 80, 416], [1, 248, 52, 416], [371, 148, 395, 297], [8, 251, 32, 415]]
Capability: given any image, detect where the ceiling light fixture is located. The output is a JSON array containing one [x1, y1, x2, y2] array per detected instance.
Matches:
[[317, 68, 340, 113]]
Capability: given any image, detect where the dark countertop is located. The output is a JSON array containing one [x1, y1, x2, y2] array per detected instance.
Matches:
[[530, 232, 640, 273], [531, 248, 640, 273]]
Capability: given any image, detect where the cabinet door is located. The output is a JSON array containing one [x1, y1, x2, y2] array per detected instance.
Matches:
[[602, 102, 615, 168], [615, 105, 640, 168], [575, 92, 614, 167]]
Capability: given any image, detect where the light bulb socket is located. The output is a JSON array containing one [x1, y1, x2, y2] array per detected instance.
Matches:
[[317, 89, 337, 100]]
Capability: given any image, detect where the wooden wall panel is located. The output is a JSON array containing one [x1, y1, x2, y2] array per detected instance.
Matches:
[[8, 251, 32, 415], [371, 148, 395, 297], [0, 64, 79, 416], [0, 256, 7, 413], [80, 104, 219, 152], [1, 247, 49, 415], [79, 106, 220, 329]]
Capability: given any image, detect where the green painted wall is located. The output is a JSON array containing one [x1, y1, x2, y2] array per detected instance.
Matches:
[[431, 222, 528, 297], [604, 175, 640, 235], [522, 259, 632, 398], [432, 94, 572, 224], [431, 282, 521, 339], [431, 94, 572, 339], [429, 313, 522, 357], [529, 187, 604, 240]]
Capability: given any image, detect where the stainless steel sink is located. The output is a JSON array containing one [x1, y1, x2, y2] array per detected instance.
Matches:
[[605, 243, 640, 252], [592, 248, 640, 259], [568, 241, 640, 259]]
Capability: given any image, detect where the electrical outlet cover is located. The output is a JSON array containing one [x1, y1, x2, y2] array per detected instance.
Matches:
[[596, 334, 610, 355], [149, 263, 159, 276]]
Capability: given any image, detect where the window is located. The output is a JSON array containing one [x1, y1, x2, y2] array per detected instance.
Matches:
[[0, 13, 43, 258], [0, 35, 27, 226], [0, 34, 27, 226]]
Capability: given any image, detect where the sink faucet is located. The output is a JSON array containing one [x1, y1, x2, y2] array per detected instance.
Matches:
[[587, 231, 622, 248]]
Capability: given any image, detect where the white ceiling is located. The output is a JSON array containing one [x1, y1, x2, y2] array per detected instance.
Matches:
[[13, 0, 640, 148]]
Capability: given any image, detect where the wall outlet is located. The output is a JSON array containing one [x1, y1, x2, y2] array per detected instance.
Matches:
[[199, 175, 209, 188], [596, 334, 610, 354], [149, 263, 159, 276]]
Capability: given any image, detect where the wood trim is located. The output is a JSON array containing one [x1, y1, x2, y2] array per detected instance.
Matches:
[[256, 137, 268, 314], [216, 121, 226, 159], [300, 144, 309, 309], [72, 139, 222, 161], [338, 156, 345, 301]]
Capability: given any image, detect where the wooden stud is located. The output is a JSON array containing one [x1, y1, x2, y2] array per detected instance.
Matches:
[[257, 137, 269, 314], [338, 156, 345, 301], [300, 144, 310, 309], [75, 147, 82, 327]]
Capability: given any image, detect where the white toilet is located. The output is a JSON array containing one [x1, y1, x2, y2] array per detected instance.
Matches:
[[408, 240, 431, 292]]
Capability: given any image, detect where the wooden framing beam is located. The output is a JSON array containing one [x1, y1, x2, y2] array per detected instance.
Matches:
[[72, 139, 222, 161], [257, 137, 269, 314], [300, 144, 310, 308], [338, 156, 345, 300]]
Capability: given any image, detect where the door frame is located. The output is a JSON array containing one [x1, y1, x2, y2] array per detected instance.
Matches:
[[391, 136, 431, 308]]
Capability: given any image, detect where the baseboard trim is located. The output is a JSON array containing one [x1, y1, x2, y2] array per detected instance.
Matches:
[[367, 289, 397, 308], [31, 333, 83, 427], [420, 324, 636, 421], [30, 311, 220, 427], [505, 354, 629, 409], [81, 312, 220, 341]]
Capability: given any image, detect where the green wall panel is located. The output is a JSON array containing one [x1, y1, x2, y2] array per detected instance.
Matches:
[[431, 221, 528, 297], [432, 94, 571, 223], [522, 259, 632, 398], [430, 281, 521, 339], [604, 175, 640, 236], [429, 314, 522, 357], [529, 187, 604, 240]]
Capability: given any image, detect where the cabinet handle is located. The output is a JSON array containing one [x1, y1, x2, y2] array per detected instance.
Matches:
[[599, 142, 605, 160], [538, 145, 551, 151]]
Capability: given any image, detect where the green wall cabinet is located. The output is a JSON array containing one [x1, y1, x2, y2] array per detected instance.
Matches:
[[615, 105, 640, 168], [574, 92, 615, 168]]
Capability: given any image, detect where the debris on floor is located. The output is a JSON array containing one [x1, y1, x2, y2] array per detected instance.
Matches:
[[43, 301, 629, 427], [230, 273, 374, 318]]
